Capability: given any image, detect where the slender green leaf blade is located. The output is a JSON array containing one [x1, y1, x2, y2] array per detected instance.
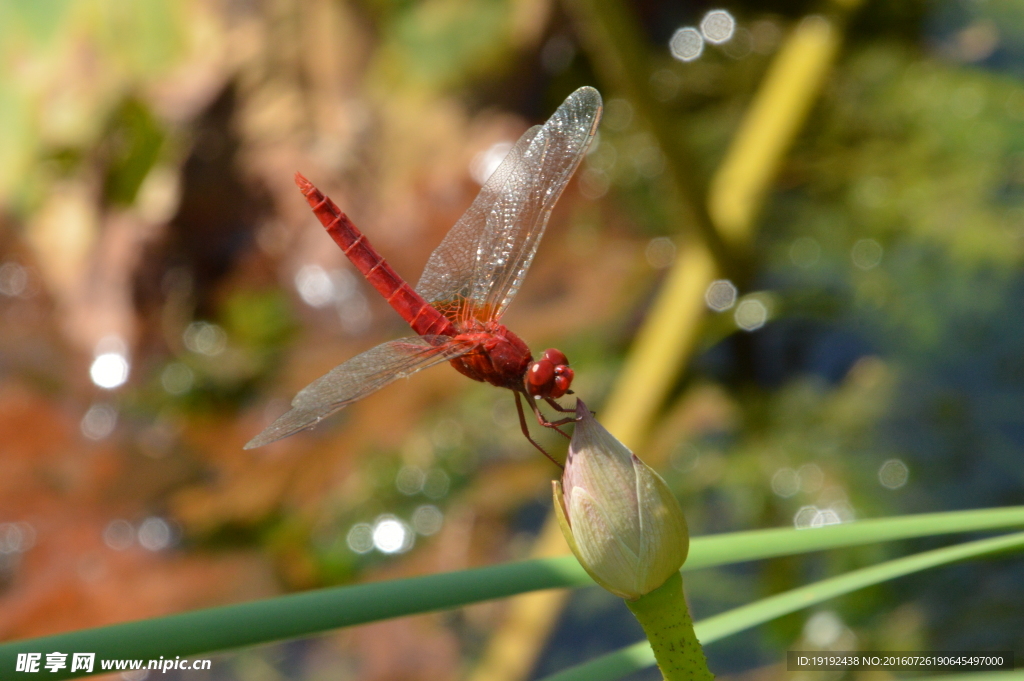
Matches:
[[685, 505, 1024, 570], [0, 559, 587, 680], [3, 507, 1024, 679]]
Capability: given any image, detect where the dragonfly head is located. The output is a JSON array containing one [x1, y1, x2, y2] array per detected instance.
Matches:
[[525, 348, 574, 399]]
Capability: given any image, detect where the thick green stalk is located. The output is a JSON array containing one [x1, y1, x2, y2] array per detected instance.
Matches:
[[625, 572, 713, 681]]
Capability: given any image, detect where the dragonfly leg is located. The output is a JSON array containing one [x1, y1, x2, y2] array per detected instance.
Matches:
[[543, 397, 577, 414], [514, 392, 564, 468], [526, 395, 575, 440], [547, 396, 594, 423]]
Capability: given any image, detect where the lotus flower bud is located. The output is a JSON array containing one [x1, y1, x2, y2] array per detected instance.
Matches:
[[553, 400, 689, 599]]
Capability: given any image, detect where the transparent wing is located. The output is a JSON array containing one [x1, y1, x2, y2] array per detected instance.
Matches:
[[415, 86, 602, 322], [244, 336, 472, 448]]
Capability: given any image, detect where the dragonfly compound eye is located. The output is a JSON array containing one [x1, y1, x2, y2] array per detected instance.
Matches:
[[542, 348, 569, 366], [551, 366, 574, 398], [527, 359, 556, 396]]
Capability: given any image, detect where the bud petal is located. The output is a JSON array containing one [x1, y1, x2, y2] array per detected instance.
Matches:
[[555, 400, 690, 599], [635, 455, 689, 595]]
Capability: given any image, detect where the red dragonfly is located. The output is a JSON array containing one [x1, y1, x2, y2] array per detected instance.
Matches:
[[246, 87, 602, 460]]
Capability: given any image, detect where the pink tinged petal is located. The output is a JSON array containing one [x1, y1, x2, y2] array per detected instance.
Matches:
[[634, 455, 689, 595], [564, 402, 640, 551], [559, 399, 690, 598], [554, 479, 626, 596], [568, 486, 644, 599]]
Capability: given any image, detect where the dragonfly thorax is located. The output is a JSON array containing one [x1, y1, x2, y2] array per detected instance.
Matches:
[[448, 322, 534, 390]]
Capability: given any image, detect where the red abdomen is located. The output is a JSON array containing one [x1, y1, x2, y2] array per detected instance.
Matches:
[[295, 174, 455, 338]]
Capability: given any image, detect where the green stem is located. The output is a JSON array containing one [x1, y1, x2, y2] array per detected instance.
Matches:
[[625, 572, 714, 681]]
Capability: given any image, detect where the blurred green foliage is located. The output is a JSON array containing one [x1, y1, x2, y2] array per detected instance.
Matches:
[[101, 98, 164, 205], [0, 0, 187, 212], [385, 0, 509, 87]]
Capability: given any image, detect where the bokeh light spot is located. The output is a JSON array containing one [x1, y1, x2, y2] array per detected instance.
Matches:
[[771, 468, 800, 498], [734, 298, 768, 331], [423, 469, 451, 499], [138, 517, 171, 551], [793, 506, 819, 529], [396, 465, 426, 496], [90, 353, 130, 389], [878, 459, 909, 489], [183, 322, 227, 356], [0, 522, 34, 554], [0, 262, 28, 297], [412, 505, 444, 536], [104, 520, 134, 550], [295, 264, 334, 308], [670, 444, 700, 473], [804, 611, 845, 647], [81, 403, 117, 441], [670, 27, 704, 62], [700, 10, 736, 44], [851, 238, 883, 270], [810, 509, 842, 528], [347, 523, 373, 554], [161, 363, 194, 395], [705, 279, 737, 311], [372, 516, 413, 554], [645, 237, 676, 269]]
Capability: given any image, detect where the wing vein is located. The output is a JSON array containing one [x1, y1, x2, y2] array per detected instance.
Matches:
[[244, 336, 473, 448], [415, 87, 602, 322]]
